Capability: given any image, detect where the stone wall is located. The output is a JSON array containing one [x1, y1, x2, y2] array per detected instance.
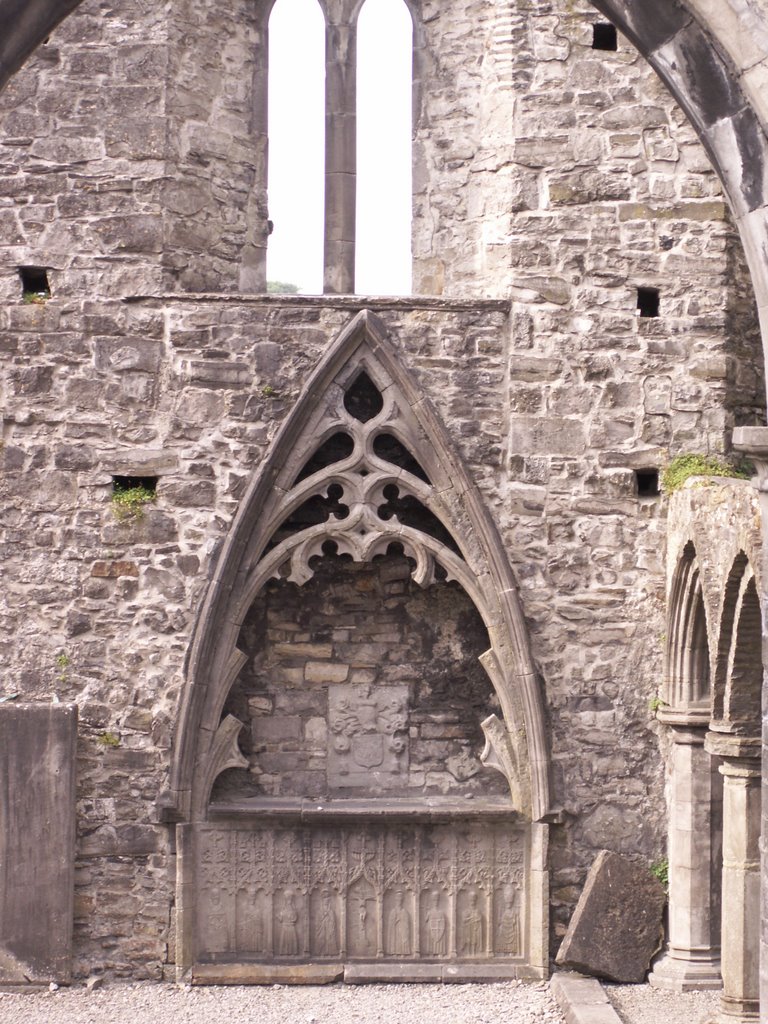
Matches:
[[0, 292, 756, 970], [0, 0, 266, 301], [0, 0, 766, 980]]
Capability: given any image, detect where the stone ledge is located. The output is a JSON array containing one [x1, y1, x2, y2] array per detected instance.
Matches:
[[550, 972, 623, 1024], [207, 795, 519, 824], [192, 963, 344, 985], [122, 293, 512, 313]]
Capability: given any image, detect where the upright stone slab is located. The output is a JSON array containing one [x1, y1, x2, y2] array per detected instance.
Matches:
[[0, 703, 77, 983], [556, 850, 666, 984]]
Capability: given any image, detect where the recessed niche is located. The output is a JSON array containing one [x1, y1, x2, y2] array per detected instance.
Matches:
[[592, 23, 618, 51], [636, 287, 660, 318], [112, 476, 158, 495], [19, 266, 51, 301], [635, 469, 660, 498]]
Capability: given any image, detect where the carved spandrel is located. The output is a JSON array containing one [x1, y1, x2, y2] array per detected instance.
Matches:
[[328, 684, 409, 788], [195, 822, 528, 963], [310, 832, 344, 891], [456, 830, 493, 891]]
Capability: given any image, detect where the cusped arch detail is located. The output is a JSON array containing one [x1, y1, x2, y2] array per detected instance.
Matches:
[[664, 541, 712, 712], [166, 310, 551, 823], [712, 551, 762, 733]]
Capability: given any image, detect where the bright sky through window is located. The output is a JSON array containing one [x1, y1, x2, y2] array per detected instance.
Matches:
[[356, 0, 413, 295], [267, 0, 325, 294], [267, 0, 412, 294]]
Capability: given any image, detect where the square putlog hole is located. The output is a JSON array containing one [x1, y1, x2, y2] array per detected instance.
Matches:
[[19, 266, 51, 301], [592, 23, 618, 51], [635, 469, 660, 498], [637, 287, 660, 318]]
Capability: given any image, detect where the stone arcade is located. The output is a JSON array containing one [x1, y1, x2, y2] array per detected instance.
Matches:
[[4, 0, 768, 1020]]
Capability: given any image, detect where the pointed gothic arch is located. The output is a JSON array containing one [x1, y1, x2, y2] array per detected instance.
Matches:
[[165, 310, 550, 824], [665, 541, 712, 711], [713, 552, 762, 732]]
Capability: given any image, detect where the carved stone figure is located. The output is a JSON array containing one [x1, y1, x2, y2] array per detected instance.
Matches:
[[207, 887, 230, 953], [386, 890, 412, 955], [196, 824, 527, 965], [424, 889, 447, 956], [498, 885, 520, 955], [461, 890, 484, 956], [277, 890, 300, 955], [315, 889, 338, 955], [237, 883, 265, 952]]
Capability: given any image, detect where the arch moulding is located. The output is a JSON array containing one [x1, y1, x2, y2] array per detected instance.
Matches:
[[164, 309, 552, 824]]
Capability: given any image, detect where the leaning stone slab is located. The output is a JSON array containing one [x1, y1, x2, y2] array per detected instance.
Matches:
[[0, 704, 77, 984], [555, 850, 665, 984]]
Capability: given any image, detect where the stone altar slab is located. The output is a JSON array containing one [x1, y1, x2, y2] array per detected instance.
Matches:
[[180, 818, 536, 979], [0, 703, 77, 983]]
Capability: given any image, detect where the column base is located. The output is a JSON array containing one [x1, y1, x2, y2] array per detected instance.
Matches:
[[649, 951, 722, 992], [704, 994, 760, 1023]]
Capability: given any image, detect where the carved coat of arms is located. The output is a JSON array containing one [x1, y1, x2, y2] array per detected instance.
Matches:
[[328, 684, 409, 788]]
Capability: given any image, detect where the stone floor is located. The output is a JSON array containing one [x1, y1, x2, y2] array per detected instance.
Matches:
[[0, 978, 727, 1023], [606, 983, 720, 1023]]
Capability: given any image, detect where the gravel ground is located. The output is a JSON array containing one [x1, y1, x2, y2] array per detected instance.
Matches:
[[606, 983, 720, 1024], [0, 980, 565, 1024]]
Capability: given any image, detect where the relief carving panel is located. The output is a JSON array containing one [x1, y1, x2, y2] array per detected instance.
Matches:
[[328, 684, 409, 788], [195, 822, 527, 964]]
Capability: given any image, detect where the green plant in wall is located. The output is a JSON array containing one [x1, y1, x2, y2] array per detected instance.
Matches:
[[661, 453, 751, 494], [96, 731, 121, 748], [648, 695, 667, 714], [111, 484, 155, 523], [55, 651, 70, 683], [650, 857, 669, 891], [22, 290, 48, 305]]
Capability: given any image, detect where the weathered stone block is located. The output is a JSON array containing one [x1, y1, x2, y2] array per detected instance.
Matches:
[[556, 850, 666, 983], [0, 703, 77, 983]]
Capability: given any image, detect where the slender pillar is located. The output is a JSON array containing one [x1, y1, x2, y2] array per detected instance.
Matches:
[[650, 709, 723, 991], [733, 426, 768, 1020], [323, 0, 356, 294], [705, 731, 761, 1022]]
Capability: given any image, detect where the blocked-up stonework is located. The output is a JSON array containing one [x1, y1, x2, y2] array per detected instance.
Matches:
[[0, 0, 766, 986]]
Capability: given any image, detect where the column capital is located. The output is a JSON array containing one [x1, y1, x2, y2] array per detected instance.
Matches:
[[657, 706, 711, 737], [733, 427, 768, 490], [704, 730, 761, 765]]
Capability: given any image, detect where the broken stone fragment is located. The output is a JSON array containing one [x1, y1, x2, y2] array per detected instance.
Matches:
[[555, 849, 666, 984]]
